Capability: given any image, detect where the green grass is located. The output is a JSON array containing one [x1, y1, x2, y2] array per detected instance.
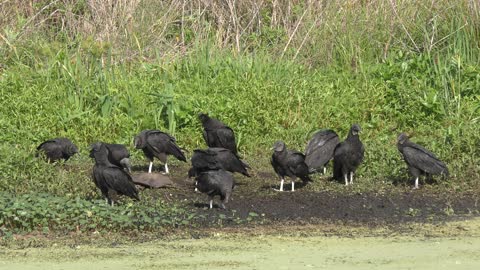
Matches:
[[1, 46, 478, 196], [1, 1, 480, 234], [0, 192, 197, 236]]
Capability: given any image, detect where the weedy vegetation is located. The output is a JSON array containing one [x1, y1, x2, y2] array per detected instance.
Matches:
[[0, 0, 479, 235], [0, 192, 197, 237]]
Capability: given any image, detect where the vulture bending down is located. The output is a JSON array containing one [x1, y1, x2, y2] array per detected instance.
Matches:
[[90, 143, 139, 206], [188, 147, 250, 178], [397, 133, 449, 189], [271, 141, 311, 192], [36, 137, 78, 162], [305, 129, 340, 174], [134, 130, 186, 174], [101, 143, 131, 172], [199, 113, 238, 154], [333, 124, 364, 186], [195, 169, 235, 209]]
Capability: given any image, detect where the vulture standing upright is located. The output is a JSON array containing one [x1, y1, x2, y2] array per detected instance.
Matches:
[[271, 141, 311, 192], [134, 130, 186, 174], [333, 124, 364, 185], [199, 113, 238, 154], [90, 142, 139, 206], [397, 133, 449, 189], [36, 137, 78, 162], [305, 129, 340, 174]]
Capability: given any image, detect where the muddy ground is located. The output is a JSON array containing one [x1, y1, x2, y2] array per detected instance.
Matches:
[[3, 164, 480, 269], [135, 164, 480, 228]]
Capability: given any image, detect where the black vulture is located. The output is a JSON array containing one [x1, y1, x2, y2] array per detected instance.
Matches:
[[36, 137, 78, 162], [103, 143, 131, 172], [134, 130, 186, 174], [199, 113, 238, 154], [195, 169, 235, 209], [90, 142, 139, 206], [271, 141, 311, 192], [397, 133, 449, 189], [188, 147, 250, 178], [305, 129, 340, 174], [333, 124, 364, 185]]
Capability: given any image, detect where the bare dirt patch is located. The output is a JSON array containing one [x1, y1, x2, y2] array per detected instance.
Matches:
[[145, 164, 480, 228]]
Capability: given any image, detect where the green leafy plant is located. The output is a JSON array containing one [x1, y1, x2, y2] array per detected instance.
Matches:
[[0, 193, 198, 235]]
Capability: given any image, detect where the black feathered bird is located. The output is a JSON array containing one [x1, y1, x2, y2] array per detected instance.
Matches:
[[397, 133, 449, 189], [195, 169, 235, 209], [333, 124, 364, 185], [36, 137, 78, 162], [199, 114, 238, 154], [305, 129, 340, 174], [90, 142, 139, 206], [188, 147, 250, 178], [134, 130, 186, 174], [103, 143, 131, 172], [271, 141, 311, 192]]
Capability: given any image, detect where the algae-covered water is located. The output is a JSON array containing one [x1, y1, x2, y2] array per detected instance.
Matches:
[[2, 232, 480, 270]]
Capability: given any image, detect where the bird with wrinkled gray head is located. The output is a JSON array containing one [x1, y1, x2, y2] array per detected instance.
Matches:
[[271, 141, 311, 192], [89, 142, 131, 172], [397, 132, 449, 189], [195, 169, 235, 209], [198, 113, 238, 154], [305, 129, 340, 175], [333, 124, 364, 186], [36, 137, 78, 163], [188, 147, 250, 192], [134, 129, 186, 174], [90, 142, 139, 206], [188, 147, 250, 178]]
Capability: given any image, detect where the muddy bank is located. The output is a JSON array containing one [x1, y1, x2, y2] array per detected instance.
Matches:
[[156, 167, 480, 227]]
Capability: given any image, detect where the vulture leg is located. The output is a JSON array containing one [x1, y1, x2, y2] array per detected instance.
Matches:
[[148, 161, 153, 173], [349, 172, 354, 185], [344, 174, 349, 186], [323, 167, 326, 175], [279, 178, 285, 191], [194, 181, 198, 192], [106, 193, 114, 207], [414, 177, 419, 189], [220, 193, 229, 209], [291, 180, 295, 192], [164, 163, 169, 175], [409, 167, 421, 189], [208, 196, 214, 209]]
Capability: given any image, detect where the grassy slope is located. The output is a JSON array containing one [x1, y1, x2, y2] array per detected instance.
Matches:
[[1, 0, 479, 196], [0, 0, 479, 235], [1, 48, 479, 195]]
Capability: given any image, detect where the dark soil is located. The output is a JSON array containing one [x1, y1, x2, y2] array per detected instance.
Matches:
[[145, 165, 480, 227]]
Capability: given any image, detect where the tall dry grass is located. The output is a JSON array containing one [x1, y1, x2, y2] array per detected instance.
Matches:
[[1, 0, 479, 66]]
